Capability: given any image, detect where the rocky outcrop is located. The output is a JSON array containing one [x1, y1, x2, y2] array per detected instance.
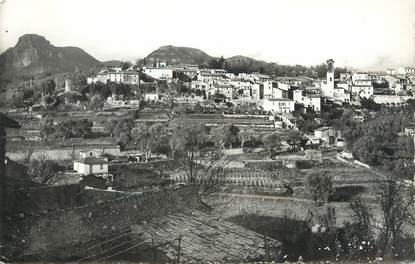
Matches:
[[0, 34, 100, 80]]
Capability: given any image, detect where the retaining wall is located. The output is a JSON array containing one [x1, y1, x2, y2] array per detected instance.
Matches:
[[6, 146, 120, 160]]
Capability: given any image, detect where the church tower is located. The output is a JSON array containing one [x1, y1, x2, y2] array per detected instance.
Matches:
[[326, 59, 335, 90]]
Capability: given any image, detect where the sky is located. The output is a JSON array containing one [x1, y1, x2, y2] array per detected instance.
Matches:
[[0, 0, 414, 70]]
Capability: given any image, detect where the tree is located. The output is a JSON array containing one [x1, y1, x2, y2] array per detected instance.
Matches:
[[40, 118, 55, 139], [349, 196, 373, 241], [239, 129, 255, 150], [69, 72, 87, 88], [53, 119, 93, 139], [313, 206, 338, 259], [261, 132, 282, 157], [169, 128, 187, 160], [178, 145, 225, 207], [375, 176, 414, 257], [361, 98, 381, 111], [285, 129, 303, 151], [228, 125, 239, 148], [210, 125, 231, 149], [170, 121, 225, 205], [89, 94, 105, 110], [120, 61, 133, 71], [208, 56, 226, 69], [306, 172, 333, 204], [342, 196, 376, 260], [25, 154, 62, 185], [41, 79, 56, 95], [132, 123, 166, 162]]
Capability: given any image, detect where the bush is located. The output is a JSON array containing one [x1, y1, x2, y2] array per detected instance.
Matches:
[[328, 185, 365, 202], [306, 173, 333, 204]]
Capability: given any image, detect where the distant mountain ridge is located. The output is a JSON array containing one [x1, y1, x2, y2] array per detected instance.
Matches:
[[0, 34, 101, 80]]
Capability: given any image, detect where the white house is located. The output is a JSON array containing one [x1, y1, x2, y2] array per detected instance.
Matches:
[[229, 79, 254, 98], [191, 80, 209, 91], [73, 156, 108, 175], [143, 66, 173, 80], [333, 87, 351, 103], [106, 94, 126, 107], [262, 98, 295, 114], [94, 69, 140, 85], [352, 72, 372, 83], [397, 67, 415, 76], [262, 81, 288, 99], [293, 90, 321, 111], [215, 85, 234, 99], [144, 93, 160, 102]]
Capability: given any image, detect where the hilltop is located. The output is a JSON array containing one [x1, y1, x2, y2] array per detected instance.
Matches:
[[0, 34, 101, 80], [142, 45, 214, 66]]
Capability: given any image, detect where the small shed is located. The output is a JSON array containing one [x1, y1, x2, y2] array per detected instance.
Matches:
[[73, 157, 108, 175]]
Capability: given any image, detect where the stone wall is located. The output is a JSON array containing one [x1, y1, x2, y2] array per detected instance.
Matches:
[[5, 186, 199, 258], [6, 146, 120, 160], [210, 194, 353, 228], [110, 159, 177, 171]]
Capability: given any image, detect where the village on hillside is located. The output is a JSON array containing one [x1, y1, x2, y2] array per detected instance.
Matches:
[[2, 51, 415, 262], [0, 1, 414, 261]]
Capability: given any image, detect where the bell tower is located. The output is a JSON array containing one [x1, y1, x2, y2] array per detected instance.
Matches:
[[326, 59, 335, 90]]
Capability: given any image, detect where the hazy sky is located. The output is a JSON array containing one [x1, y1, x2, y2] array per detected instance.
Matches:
[[0, 0, 414, 69]]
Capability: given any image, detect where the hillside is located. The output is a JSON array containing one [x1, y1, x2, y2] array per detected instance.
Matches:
[[225, 55, 275, 74], [90, 60, 123, 73], [0, 34, 101, 80], [142, 45, 214, 66], [141, 46, 278, 74]]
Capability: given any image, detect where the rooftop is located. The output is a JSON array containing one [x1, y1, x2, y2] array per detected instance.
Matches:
[[131, 210, 281, 262]]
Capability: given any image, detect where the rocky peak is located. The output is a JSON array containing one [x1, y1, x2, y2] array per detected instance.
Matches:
[[15, 34, 52, 50]]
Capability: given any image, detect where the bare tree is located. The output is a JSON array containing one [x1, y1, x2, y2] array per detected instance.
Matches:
[[343, 196, 375, 260], [239, 128, 255, 151], [375, 176, 414, 257], [25, 153, 62, 186], [132, 123, 166, 162], [210, 124, 231, 150], [169, 128, 186, 160], [69, 147, 78, 160], [173, 122, 226, 207], [22, 148, 34, 168], [349, 196, 373, 241], [178, 148, 225, 207]]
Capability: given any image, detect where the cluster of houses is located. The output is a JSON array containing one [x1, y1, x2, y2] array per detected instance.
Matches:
[[86, 60, 415, 114]]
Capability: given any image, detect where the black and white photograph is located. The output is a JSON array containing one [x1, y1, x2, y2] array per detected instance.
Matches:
[[0, 0, 415, 263]]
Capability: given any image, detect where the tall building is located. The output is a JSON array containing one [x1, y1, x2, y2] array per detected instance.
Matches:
[[326, 59, 335, 90], [321, 59, 335, 97]]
